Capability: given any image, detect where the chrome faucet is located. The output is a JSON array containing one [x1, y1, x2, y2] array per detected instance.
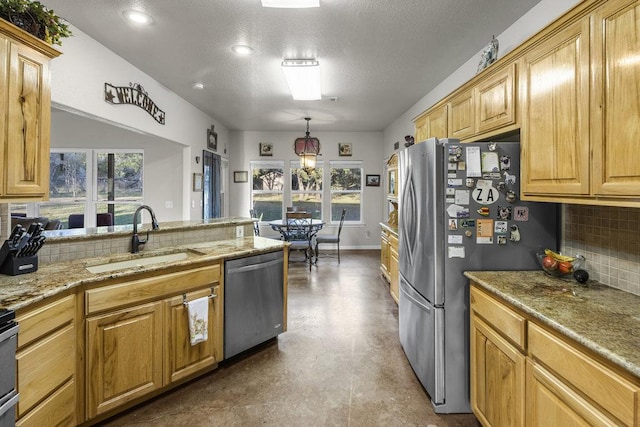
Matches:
[[131, 205, 160, 253]]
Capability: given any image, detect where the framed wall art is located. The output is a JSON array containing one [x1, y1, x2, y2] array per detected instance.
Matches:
[[339, 143, 352, 156], [207, 125, 218, 151], [366, 174, 381, 187], [259, 143, 273, 156], [192, 173, 203, 191], [234, 171, 248, 183]]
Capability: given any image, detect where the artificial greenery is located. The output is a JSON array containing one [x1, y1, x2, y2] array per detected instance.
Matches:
[[0, 0, 72, 45]]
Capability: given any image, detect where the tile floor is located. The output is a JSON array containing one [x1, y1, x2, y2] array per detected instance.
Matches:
[[102, 250, 480, 426]]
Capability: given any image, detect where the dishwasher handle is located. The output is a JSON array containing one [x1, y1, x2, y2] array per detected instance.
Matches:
[[226, 258, 283, 275]]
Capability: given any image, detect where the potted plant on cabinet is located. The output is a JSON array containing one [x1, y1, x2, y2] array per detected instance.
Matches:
[[0, 0, 71, 45]]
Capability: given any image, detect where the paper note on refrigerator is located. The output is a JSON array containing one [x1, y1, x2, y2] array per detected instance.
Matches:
[[448, 246, 465, 258], [466, 146, 482, 177]]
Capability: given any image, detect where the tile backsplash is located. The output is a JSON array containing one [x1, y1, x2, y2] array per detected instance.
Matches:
[[562, 205, 640, 296]]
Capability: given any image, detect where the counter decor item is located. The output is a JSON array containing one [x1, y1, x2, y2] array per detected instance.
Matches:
[[0, 223, 46, 275], [537, 249, 585, 280], [476, 35, 499, 73], [0, 0, 72, 45]]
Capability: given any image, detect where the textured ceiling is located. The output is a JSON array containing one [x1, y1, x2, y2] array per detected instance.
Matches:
[[42, 0, 541, 132]]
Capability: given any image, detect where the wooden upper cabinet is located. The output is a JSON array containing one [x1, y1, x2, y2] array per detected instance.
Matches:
[[591, 0, 640, 197], [448, 64, 517, 141], [448, 89, 475, 140], [415, 104, 448, 142], [0, 20, 60, 200], [476, 63, 516, 134], [520, 17, 591, 197]]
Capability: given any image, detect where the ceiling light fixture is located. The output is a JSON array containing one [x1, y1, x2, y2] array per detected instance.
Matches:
[[281, 59, 321, 101], [122, 9, 153, 25], [261, 0, 319, 8], [231, 45, 255, 56], [192, 82, 204, 90], [294, 117, 321, 170]]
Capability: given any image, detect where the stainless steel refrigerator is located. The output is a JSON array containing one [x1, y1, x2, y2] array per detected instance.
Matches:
[[398, 138, 558, 413]]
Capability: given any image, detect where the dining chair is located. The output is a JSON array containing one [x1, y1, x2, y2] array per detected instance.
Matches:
[[315, 208, 346, 264], [249, 209, 261, 236], [285, 211, 314, 271]]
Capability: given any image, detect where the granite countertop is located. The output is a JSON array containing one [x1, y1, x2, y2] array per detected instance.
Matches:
[[380, 222, 398, 235], [464, 270, 640, 379], [0, 236, 286, 311], [42, 217, 254, 242]]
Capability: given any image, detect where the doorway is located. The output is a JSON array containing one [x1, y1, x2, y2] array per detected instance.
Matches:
[[203, 150, 221, 218]]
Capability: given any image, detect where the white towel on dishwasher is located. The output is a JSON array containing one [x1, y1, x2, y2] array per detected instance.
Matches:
[[187, 296, 208, 345]]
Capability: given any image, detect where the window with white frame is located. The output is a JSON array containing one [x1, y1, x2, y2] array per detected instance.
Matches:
[[290, 161, 323, 219], [251, 161, 284, 221], [14, 149, 144, 228], [329, 160, 362, 222]]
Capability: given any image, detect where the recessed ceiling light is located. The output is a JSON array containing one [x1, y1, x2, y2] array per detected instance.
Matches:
[[122, 9, 153, 25], [192, 83, 204, 90], [261, 0, 319, 8], [231, 45, 254, 56]]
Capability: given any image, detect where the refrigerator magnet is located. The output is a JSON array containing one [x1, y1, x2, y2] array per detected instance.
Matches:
[[497, 235, 507, 245], [448, 219, 458, 230], [497, 206, 512, 220], [476, 219, 494, 244], [500, 155, 511, 170], [481, 152, 500, 173], [447, 178, 463, 187], [514, 206, 529, 221], [448, 234, 463, 244], [495, 221, 508, 233], [510, 225, 521, 242]]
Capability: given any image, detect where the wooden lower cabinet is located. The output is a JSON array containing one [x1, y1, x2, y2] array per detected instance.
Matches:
[[86, 302, 163, 418], [470, 282, 640, 427], [15, 293, 76, 427], [164, 285, 223, 384], [380, 228, 390, 281], [380, 225, 399, 303], [389, 235, 399, 304], [525, 360, 618, 426], [84, 263, 224, 421], [471, 315, 525, 427]]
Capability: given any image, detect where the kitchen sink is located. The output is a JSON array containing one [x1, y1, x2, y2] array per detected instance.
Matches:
[[85, 249, 206, 274]]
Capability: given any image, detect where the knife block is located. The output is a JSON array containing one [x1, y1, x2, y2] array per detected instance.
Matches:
[[0, 240, 38, 276], [0, 253, 38, 276]]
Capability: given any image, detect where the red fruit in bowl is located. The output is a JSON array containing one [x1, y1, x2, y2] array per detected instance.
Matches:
[[542, 256, 558, 270], [558, 261, 573, 275]]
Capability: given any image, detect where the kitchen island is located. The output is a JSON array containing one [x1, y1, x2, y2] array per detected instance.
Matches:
[[0, 234, 288, 426], [465, 270, 639, 426]]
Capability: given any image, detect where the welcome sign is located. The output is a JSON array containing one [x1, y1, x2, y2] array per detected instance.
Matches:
[[104, 82, 166, 125]]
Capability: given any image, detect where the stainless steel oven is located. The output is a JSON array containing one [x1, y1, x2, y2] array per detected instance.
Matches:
[[0, 309, 18, 427]]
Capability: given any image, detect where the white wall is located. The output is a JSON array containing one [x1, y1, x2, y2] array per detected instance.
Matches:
[[229, 130, 384, 248], [51, 110, 184, 222], [49, 24, 229, 220], [382, 0, 583, 158]]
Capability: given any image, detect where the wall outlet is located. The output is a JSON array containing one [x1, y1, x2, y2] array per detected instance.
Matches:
[[236, 226, 244, 238], [191, 200, 195, 208], [366, 230, 371, 239], [165, 201, 173, 208]]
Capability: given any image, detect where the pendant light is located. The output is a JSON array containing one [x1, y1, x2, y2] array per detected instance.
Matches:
[[293, 118, 320, 169]]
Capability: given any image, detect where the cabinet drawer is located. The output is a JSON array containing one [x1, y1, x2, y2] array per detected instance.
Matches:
[[389, 233, 398, 249], [16, 379, 75, 427], [85, 264, 220, 315], [528, 322, 638, 426], [470, 286, 526, 350], [16, 293, 75, 349], [16, 324, 75, 417]]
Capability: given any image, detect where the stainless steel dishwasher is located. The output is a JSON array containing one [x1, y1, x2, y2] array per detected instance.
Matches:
[[224, 251, 284, 359]]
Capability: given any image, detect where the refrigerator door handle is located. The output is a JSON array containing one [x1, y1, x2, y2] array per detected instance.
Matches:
[[400, 281, 431, 312], [401, 166, 417, 265]]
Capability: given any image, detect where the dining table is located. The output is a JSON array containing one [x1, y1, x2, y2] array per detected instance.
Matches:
[[268, 219, 325, 242]]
